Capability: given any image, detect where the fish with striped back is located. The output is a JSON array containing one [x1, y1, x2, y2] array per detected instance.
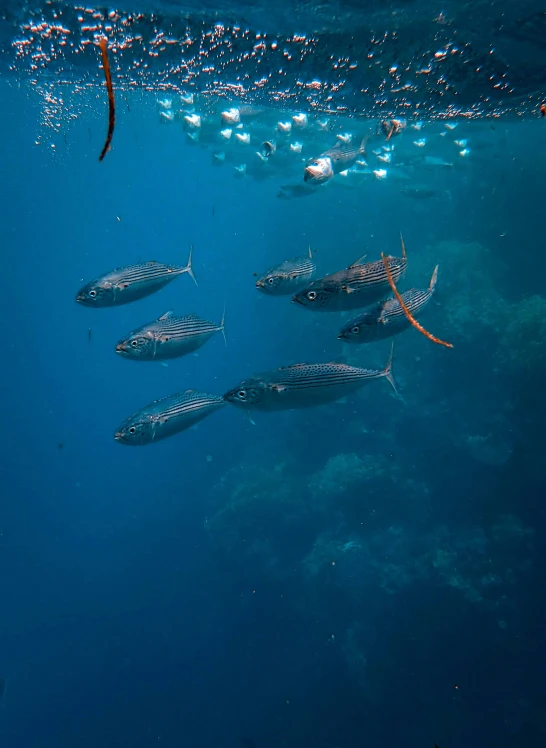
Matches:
[[114, 390, 225, 445], [223, 343, 396, 412], [115, 307, 226, 361], [338, 265, 438, 344], [303, 137, 367, 184], [76, 246, 197, 307], [292, 236, 408, 312], [255, 246, 316, 295]]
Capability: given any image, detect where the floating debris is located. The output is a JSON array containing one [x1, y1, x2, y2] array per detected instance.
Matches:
[[98, 37, 115, 162]]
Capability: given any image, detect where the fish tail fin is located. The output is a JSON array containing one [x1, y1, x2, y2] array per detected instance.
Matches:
[[221, 302, 227, 347], [383, 342, 399, 396], [359, 135, 368, 155], [430, 265, 439, 292], [400, 232, 407, 259], [185, 244, 198, 286]]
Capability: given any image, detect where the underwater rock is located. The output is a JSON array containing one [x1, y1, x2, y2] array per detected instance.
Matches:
[[464, 431, 514, 466], [308, 452, 380, 498], [499, 295, 546, 376], [205, 458, 317, 563]]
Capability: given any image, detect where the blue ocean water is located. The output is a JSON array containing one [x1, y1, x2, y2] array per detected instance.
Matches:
[[1, 2, 546, 747]]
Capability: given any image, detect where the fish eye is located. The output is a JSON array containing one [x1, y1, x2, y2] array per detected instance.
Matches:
[[267, 277, 274, 285], [129, 427, 136, 434], [238, 390, 247, 400], [307, 291, 317, 301], [89, 290, 96, 297], [131, 340, 138, 348], [351, 326, 360, 335]]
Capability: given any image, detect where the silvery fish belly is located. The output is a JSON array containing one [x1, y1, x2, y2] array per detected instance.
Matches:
[[224, 347, 395, 411], [338, 265, 437, 343], [114, 390, 225, 445], [292, 254, 407, 312], [256, 251, 316, 295], [75, 247, 196, 308], [116, 310, 225, 361]]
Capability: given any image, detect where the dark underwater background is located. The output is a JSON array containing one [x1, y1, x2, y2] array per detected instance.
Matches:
[[1, 2, 546, 745]]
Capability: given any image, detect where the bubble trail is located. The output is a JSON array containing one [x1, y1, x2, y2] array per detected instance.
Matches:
[[98, 37, 115, 162]]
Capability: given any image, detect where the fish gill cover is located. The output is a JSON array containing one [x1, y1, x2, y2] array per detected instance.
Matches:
[[1, 0, 545, 117]]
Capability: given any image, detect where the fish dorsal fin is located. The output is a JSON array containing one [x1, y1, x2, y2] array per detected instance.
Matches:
[[399, 232, 407, 258], [430, 265, 439, 292], [158, 311, 174, 321], [349, 254, 368, 268], [278, 363, 306, 372], [220, 302, 227, 347]]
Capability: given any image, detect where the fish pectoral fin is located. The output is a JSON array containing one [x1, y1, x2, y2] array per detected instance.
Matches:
[[243, 411, 256, 426], [160, 362, 169, 368], [342, 284, 359, 294], [271, 384, 288, 394]]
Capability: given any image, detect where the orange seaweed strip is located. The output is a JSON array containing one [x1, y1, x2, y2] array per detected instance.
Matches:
[[98, 37, 115, 161], [381, 251, 454, 349]]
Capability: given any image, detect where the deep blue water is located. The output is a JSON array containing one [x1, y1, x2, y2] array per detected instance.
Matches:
[[1, 6, 546, 745]]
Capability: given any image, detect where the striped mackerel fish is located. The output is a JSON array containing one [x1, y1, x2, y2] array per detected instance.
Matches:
[[114, 390, 225, 445], [76, 246, 197, 307], [223, 344, 396, 412], [255, 246, 316, 295], [338, 265, 438, 344], [292, 236, 408, 312], [116, 308, 226, 361]]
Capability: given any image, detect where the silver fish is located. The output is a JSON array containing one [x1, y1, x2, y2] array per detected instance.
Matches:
[[114, 390, 225, 445], [76, 246, 197, 308], [116, 307, 226, 361], [256, 247, 316, 295], [223, 344, 396, 412], [304, 137, 367, 184], [292, 236, 407, 312], [339, 266, 438, 344], [277, 183, 321, 199]]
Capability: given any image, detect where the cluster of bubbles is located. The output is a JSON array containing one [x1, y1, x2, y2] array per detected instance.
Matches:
[[1, 1, 545, 117]]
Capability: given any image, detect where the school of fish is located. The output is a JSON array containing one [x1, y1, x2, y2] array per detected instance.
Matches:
[[76, 114, 450, 446]]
